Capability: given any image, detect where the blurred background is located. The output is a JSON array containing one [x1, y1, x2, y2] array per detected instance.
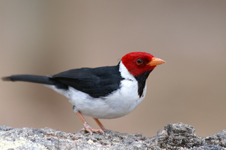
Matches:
[[0, 0, 226, 137]]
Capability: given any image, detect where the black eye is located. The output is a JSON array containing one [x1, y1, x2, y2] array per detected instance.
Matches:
[[136, 58, 143, 65]]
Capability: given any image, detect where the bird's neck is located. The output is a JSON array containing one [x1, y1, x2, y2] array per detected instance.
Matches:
[[119, 61, 136, 81], [134, 70, 152, 97], [119, 61, 152, 97]]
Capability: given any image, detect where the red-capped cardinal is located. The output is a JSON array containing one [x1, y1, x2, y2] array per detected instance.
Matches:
[[2, 52, 165, 134]]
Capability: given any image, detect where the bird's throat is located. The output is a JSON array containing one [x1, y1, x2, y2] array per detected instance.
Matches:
[[135, 70, 152, 97]]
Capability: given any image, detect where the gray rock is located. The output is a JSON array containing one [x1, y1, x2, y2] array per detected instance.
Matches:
[[0, 123, 225, 150]]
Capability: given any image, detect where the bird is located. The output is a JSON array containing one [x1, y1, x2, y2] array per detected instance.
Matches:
[[2, 52, 165, 134]]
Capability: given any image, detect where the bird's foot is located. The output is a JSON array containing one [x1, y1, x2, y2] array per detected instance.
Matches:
[[81, 122, 104, 134]]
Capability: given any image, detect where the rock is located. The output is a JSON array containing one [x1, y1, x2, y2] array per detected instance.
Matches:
[[157, 123, 203, 149], [0, 123, 225, 150]]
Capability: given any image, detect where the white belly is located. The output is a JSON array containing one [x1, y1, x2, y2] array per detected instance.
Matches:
[[68, 79, 146, 119]]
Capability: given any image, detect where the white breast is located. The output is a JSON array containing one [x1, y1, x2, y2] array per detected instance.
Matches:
[[45, 62, 147, 119]]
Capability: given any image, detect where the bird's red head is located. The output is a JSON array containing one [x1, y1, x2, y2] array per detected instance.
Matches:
[[121, 52, 165, 77]]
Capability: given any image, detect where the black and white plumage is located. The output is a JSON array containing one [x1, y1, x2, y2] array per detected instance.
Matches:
[[2, 52, 165, 134]]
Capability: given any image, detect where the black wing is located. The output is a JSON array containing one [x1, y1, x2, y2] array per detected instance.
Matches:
[[51, 64, 124, 98]]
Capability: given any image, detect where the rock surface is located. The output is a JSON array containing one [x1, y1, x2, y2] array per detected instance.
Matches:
[[0, 122, 225, 150]]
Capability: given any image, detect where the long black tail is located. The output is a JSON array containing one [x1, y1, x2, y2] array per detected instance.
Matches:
[[2, 74, 55, 84], [2, 74, 68, 89]]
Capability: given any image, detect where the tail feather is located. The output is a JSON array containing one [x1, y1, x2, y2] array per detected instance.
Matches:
[[2, 74, 68, 90], [2, 76, 12, 81], [2, 75, 54, 84]]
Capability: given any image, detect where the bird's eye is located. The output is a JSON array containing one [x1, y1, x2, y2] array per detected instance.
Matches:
[[136, 59, 143, 65]]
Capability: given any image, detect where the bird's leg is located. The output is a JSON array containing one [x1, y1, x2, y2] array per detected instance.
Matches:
[[93, 118, 106, 130], [76, 111, 104, 134]]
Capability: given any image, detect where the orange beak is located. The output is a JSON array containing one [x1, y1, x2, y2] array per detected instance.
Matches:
[[148, 57, 166, 66]]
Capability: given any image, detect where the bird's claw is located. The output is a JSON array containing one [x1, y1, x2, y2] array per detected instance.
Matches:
[[81, 122, 104, 134]]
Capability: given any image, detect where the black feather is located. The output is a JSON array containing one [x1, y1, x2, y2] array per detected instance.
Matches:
[[135, 70, 152, 97], [2, 75, 68, 90], [51, 64, 124, 98]]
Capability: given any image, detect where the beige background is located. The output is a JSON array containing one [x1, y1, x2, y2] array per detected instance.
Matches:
[[0, 0, 226, 137]]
